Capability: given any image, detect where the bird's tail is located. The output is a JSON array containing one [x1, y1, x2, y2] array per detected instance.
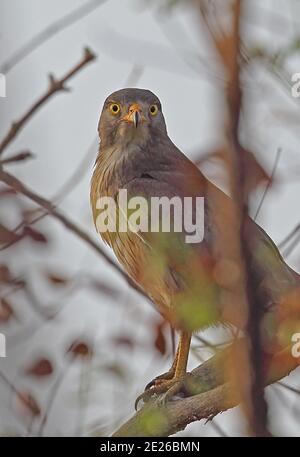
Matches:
[[245, 218, 300, 353]]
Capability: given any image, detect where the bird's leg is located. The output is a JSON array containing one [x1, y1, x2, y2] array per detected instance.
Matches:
[[144, 344, 179, 391], [135, 331, 191, 409]]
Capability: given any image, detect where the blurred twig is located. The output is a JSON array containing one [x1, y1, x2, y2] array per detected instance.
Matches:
[[0, 151, 34, 165], [278, 381, 300, 396], [254, 148, 281, 221], [37, 362, 72, 436], [0, 48, 96, 156], [279, 223, 300, 253], [0, 370, 21, 398], [0, 0, 108, 74]]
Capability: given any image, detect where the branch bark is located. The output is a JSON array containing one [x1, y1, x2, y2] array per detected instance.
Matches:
[[112, 342, 300, 437], [198, 0, 269, 435], [0, 150, 34, 165]]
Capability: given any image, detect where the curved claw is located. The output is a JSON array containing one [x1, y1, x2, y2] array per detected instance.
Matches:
[[135, 376, 187, 410], [135, 388, 154, 411], [145, 379, 156, 392], [135, 384, 167, 411]]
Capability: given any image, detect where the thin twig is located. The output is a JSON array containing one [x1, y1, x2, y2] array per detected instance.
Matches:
[[254, 148, 281, 221], [282, 233, 300, 258], [36, 363, 72, 437], [0, 0, 107, 74], [0, 370, 21, 398], [278, 223, 300, 251], [209, 419, 228, 437], [0, 47, 96, 156], [278, 381, 300, 396], [0, 151, 34, 165]]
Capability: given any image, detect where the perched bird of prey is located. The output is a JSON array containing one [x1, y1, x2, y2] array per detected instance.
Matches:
[[91, 88, 300, 405]]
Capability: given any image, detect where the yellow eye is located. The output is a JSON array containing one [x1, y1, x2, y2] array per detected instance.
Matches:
[[109, 103, 121, 115], [149, 104, 159, 116]]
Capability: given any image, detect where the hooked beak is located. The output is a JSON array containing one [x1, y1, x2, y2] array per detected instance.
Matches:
[[133, 110, 139, 128], [122, 103, 146, 128]]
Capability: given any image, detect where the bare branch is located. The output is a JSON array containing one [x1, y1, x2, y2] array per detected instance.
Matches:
[[0, 151, 34, 165], [36, 363, 72, 436], [0, 370, 22, 398], [0, 48, 96, 156], [254, 148, 281, 221], [114, 384, 234, 437], [277, 382, 300, 396], [112, 342, 300, 437], [113, 345, 300, 437]]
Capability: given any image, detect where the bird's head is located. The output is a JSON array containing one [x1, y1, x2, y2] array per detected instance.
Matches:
[[98, 88, 167, 148]]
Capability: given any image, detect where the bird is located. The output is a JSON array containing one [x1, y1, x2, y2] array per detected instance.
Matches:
[[91, 88, 300, 406]]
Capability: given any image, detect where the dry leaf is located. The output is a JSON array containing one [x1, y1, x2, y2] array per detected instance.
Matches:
[[46, 273, 69, 286], [23, 226, 47, 243], [67, 340, 93, 359], [0, 298, 15, 324], [24, 358, 54, 377]]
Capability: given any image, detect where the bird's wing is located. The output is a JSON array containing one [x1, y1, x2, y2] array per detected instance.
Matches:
[[121, 172, 220, 328], [244, 217, 300, 303], [136, 140, 300, 317], [205, 178, 300, 306], [114, 140, 222, 328]]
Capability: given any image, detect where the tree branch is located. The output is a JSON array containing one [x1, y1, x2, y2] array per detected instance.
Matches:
[[198, 0, 269, 435], [0, 150, 34, 165], [112, 342, 300, 437], [0, 47, 96, 156]]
